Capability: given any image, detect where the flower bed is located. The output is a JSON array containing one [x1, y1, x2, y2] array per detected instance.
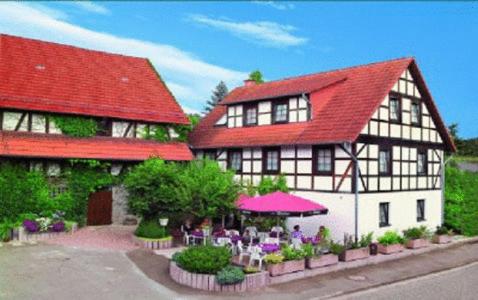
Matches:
[[13, 222, 77, 242], [169, 262, 268, 292], [132, 235, 173, 250], [306, 254, 338, 269], [339, 247, 370, 262]]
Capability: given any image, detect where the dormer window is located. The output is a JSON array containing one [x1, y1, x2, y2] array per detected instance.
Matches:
[[215, 114, 227, 126], [243, 104, 258, 126], [389, 95, 401, 122], [272, 100, 288, 124]]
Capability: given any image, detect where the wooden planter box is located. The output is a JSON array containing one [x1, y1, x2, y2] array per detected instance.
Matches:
[[378, 243, 404, 255], [306, 254, 339, 269], [267, 259, 305, 277], [432, 234, 452, 244], [339, 247, 370, 262], [406, 238, 430, 249], [133, 236, 173, 250], [169, 262, 268, 292]]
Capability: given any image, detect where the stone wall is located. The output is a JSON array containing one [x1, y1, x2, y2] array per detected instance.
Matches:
[[112, 185, 138, 225]]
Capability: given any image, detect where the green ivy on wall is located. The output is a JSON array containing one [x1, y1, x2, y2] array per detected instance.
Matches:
[[50, 115, 98, 137]]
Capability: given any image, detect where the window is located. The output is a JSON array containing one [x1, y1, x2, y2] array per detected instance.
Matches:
[[417, 199, 425, 222], [203, 150, 216, 160], [379, 202, 390, 227], [263, 148, 280, 174], [417, 151, 427, 175], [411, 101, 421, 125], [272, 101, 288, 123], [389, 96, 401, 122], [313, 146, 333, 175], [379, 147, 391, 175], [228, 150, 242, 172], [243, 104, 258, 126], [215, 114, 227, 126]]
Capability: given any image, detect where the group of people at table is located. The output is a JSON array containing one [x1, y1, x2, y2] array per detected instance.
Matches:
[[182, 219, 328, 254]]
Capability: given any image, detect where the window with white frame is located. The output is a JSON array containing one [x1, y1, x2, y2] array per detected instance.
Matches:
[[263, 148, 279, 173], [417, 199, 425, 222], [389, 96, 400, 122], [379, 202, 390, 227], [411, 102, 421, 125], [228, 150, 242, 172], [315, 147, 333, 174], [379, 148, 391, 175], [417, 151, 427, 175], [244, 104, 258, 126], [272, 102, 288, 123]]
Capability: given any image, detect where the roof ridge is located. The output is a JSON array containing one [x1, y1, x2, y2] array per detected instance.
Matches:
[[234, 57, 414, 89], [0, 33, 148, 61]]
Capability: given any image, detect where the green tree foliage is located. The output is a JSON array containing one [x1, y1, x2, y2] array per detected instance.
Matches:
[[445, 166, 478, 236], [447, 123, 478, 157], [203, 81, 228, 114], [174, 114, 201, 142], [249, 70, 264, 84], [51, 115, 98, 137], [257, 175, 289, 195], [180, 159, 241, 219], [0, 162, 54, 222], [124, 159, 187, 220]]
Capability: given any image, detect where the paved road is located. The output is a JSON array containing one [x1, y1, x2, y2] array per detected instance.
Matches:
[[336, 261, 478, 300]]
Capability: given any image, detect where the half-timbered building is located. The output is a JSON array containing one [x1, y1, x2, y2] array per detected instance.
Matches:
[[0, 34, 193, 225], [189, 57, 455, 240]]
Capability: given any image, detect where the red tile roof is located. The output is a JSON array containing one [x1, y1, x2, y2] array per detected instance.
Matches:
[[0, 131, 193, 161], [189, 58, 455, 151], [0, 34, 188, 125]]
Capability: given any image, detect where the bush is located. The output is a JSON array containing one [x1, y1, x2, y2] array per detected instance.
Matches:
[[264, 253, 284, 264], [302, 243, 315, 258], [358, 232, 374, 248], [257, 175, 289, 195], [377, 231, 404, 246], [175, 245, 231, 274], [216, 266, 245, 285], [281, 245, 305, 261], [329, 242, 345, 255], [135, 220, 169, 239], [403, 226, 430, 240], [435, 225, 453, 236]]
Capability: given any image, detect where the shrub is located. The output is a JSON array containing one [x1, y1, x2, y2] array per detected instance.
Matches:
[[0, 220, 16, 241], [64, 221, 76, 232], [435, 225, 453, 236], [329, 242, 345, 255], [302, 243, 315, 258], [134, 220, 169, 239], [281, 245, 305, 261], [377, 231, 404, 246], [403, 226, 430, 240], [216, 266, 245, 285], [264, 253, 284, 264], [243, 266, 260, 274], [257, 175, 289, 195], [175, 245, 231, 274], [358, 232, 374, 248]]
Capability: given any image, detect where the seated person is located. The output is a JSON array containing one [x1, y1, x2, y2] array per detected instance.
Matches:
[[242, 229, 252, 245], [315, 225, 326, 242], [213, 225, 227, 237], [291, 225, 304, 239], [181, 219, 193, 235]]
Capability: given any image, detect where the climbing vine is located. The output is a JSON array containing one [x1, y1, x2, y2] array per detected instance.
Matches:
[[50, 115, 98, 137]]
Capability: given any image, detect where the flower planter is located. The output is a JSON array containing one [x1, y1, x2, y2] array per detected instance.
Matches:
[[406, 238, 430, 249], [13, 223, 78, 242], [267, 259, 305, 276], [306, 254, 338, 269], [169, 262, 268, 291], [378, 243, 404, 255], [432, 234, 452, 244], [133, 235, 173, 250], [339, 247, 370, 262]]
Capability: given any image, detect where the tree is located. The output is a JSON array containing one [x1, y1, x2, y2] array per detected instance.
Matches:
[[249, 70, 264, 84], [179, 159, 241, 220], [203, 81, 228, 114], [256, 175, 289, 195], [124, 159, 188, 220]]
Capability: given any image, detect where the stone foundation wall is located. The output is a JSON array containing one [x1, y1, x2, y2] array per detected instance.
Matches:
[[112, 185, 138, 225]]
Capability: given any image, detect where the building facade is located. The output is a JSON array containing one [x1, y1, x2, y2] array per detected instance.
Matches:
[[189, 58, 455, 240], [0, 34, 193, 225]]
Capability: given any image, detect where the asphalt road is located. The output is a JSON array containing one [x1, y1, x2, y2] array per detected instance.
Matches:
[[336, 261, 478, 300]]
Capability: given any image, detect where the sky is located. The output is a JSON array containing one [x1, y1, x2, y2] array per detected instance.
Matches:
[[0, 1, 476, 138]]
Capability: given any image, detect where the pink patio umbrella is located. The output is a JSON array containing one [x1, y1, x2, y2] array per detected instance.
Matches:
[[236, 191, 328, 217]]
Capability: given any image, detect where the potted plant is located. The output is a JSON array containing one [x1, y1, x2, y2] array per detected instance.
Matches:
[[403, 226, 431, 249], [338, 233, 372, 262], [304, 242, 339, 269], [432, 226, 453, 244], [377, 231, 405, 254], [265, 246, 305, 276]]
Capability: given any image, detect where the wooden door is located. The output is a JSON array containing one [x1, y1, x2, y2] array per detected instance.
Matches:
[[87, 190, 112, 226]]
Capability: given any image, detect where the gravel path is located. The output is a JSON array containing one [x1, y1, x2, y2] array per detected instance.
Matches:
[[44, 225, 139, 251]]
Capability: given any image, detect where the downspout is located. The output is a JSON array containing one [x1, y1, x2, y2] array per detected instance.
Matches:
[[342, 142, 359, 242], [441, 154, 454, 225]]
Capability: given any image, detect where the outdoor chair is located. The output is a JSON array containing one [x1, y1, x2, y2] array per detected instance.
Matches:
[[237, 240, 253, 264], [249, 246, 265, 269], [291, 238, 303, 249], [214, 237, 231, 247], [245, 226, 258, 237], [264, 237, 280, 245]]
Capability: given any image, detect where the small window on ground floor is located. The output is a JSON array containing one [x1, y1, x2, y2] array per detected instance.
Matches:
[[263, 147, 280, 174], [203, 150, 216, 160], [417, 199, 425, 222], [227, 150, 242, 172], [379, 202, 390, 227]]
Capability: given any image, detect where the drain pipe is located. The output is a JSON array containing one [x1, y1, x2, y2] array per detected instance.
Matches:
[[342, 142, 359, 242], [441, 154, 454, 225]]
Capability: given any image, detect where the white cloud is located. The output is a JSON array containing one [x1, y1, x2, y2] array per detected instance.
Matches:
[[72, 1, 110, 15], [253, 1, 295, 11], [189, 15, 307, 48], [0, 3, 247, 113]]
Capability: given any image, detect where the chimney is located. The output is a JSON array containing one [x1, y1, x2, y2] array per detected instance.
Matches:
[[244, 79, 257, 87]]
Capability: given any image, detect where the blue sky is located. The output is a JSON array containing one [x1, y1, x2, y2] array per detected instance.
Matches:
[[0, 1, 476, 137]]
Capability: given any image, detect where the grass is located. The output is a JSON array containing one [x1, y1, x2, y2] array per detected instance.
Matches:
[[451, 156, 478, 163]]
